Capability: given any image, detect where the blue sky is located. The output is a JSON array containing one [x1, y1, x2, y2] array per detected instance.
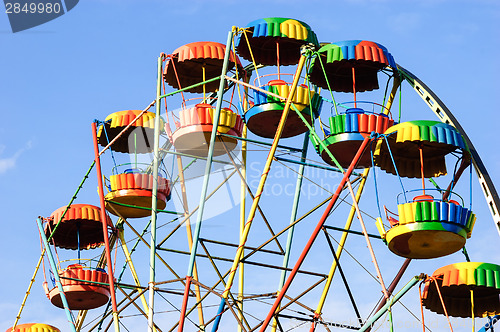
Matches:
[[1, 0, 499, 330]]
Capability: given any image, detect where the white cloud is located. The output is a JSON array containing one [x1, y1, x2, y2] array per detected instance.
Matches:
[[0, 150, 20, 174], [0, 141, 32, 175]]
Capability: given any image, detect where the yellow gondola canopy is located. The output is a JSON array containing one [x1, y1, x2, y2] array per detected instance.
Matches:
[[374, 120, 469, 178], [96, 110, 164, 154], [422, 262, 500, 318], [5, 323, 61, 332]]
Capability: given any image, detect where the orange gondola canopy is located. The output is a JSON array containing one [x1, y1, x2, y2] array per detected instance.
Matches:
[[45, 204, 113, 250], [163, 41, 245, 93]]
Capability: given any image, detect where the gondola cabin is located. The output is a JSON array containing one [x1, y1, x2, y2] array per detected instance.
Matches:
[[172, 103, 244, 157], [317, 105, 394, 168], [96, 110, 164, 154], [244, 78, 322, 138], [105, 169, 171, 218], [308, 40, 397, 168], [422, 262, 500, 317], [235, 17, 322, 138], [377, 194, 476, 259], [374, 120, 475, 259], [46, 264, 110, 310]]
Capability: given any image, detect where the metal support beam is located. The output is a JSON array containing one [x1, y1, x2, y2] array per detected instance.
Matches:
[[211, 51, 309, 332], [260, 136, 371, 331], [178, 29, 235, 332], [272, 133, 310, 332], [147, 53, 166, 331], [36, 217, 77, 332], [92, 121, 120, 332], [358, 275, 424, 332]]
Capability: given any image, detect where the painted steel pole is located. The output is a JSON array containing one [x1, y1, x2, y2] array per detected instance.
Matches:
[[147, 53, 165, 332], [74, 218, 121, 330], [260, 136, 371, 331], [238, 126, 248, 332], [176, 154, 205, 329], [279, 132, 310, 283], [117, 226, 151, 323], [346, 179, 390, 300], [272, 132, 309, 332], [177, 29, 235, 332], [364, 258, 411, 332], [92, 121, 121, 332], [36, 217, 77, 332], [11, 250, 46, 331], [310, 73, 402, 330], [311, 168, 369, 327], [210, 52, 309, 332], [357, 275, 423, 332]]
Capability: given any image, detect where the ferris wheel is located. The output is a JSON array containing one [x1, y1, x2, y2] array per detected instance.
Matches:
[[8, 17, 500, 332]]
